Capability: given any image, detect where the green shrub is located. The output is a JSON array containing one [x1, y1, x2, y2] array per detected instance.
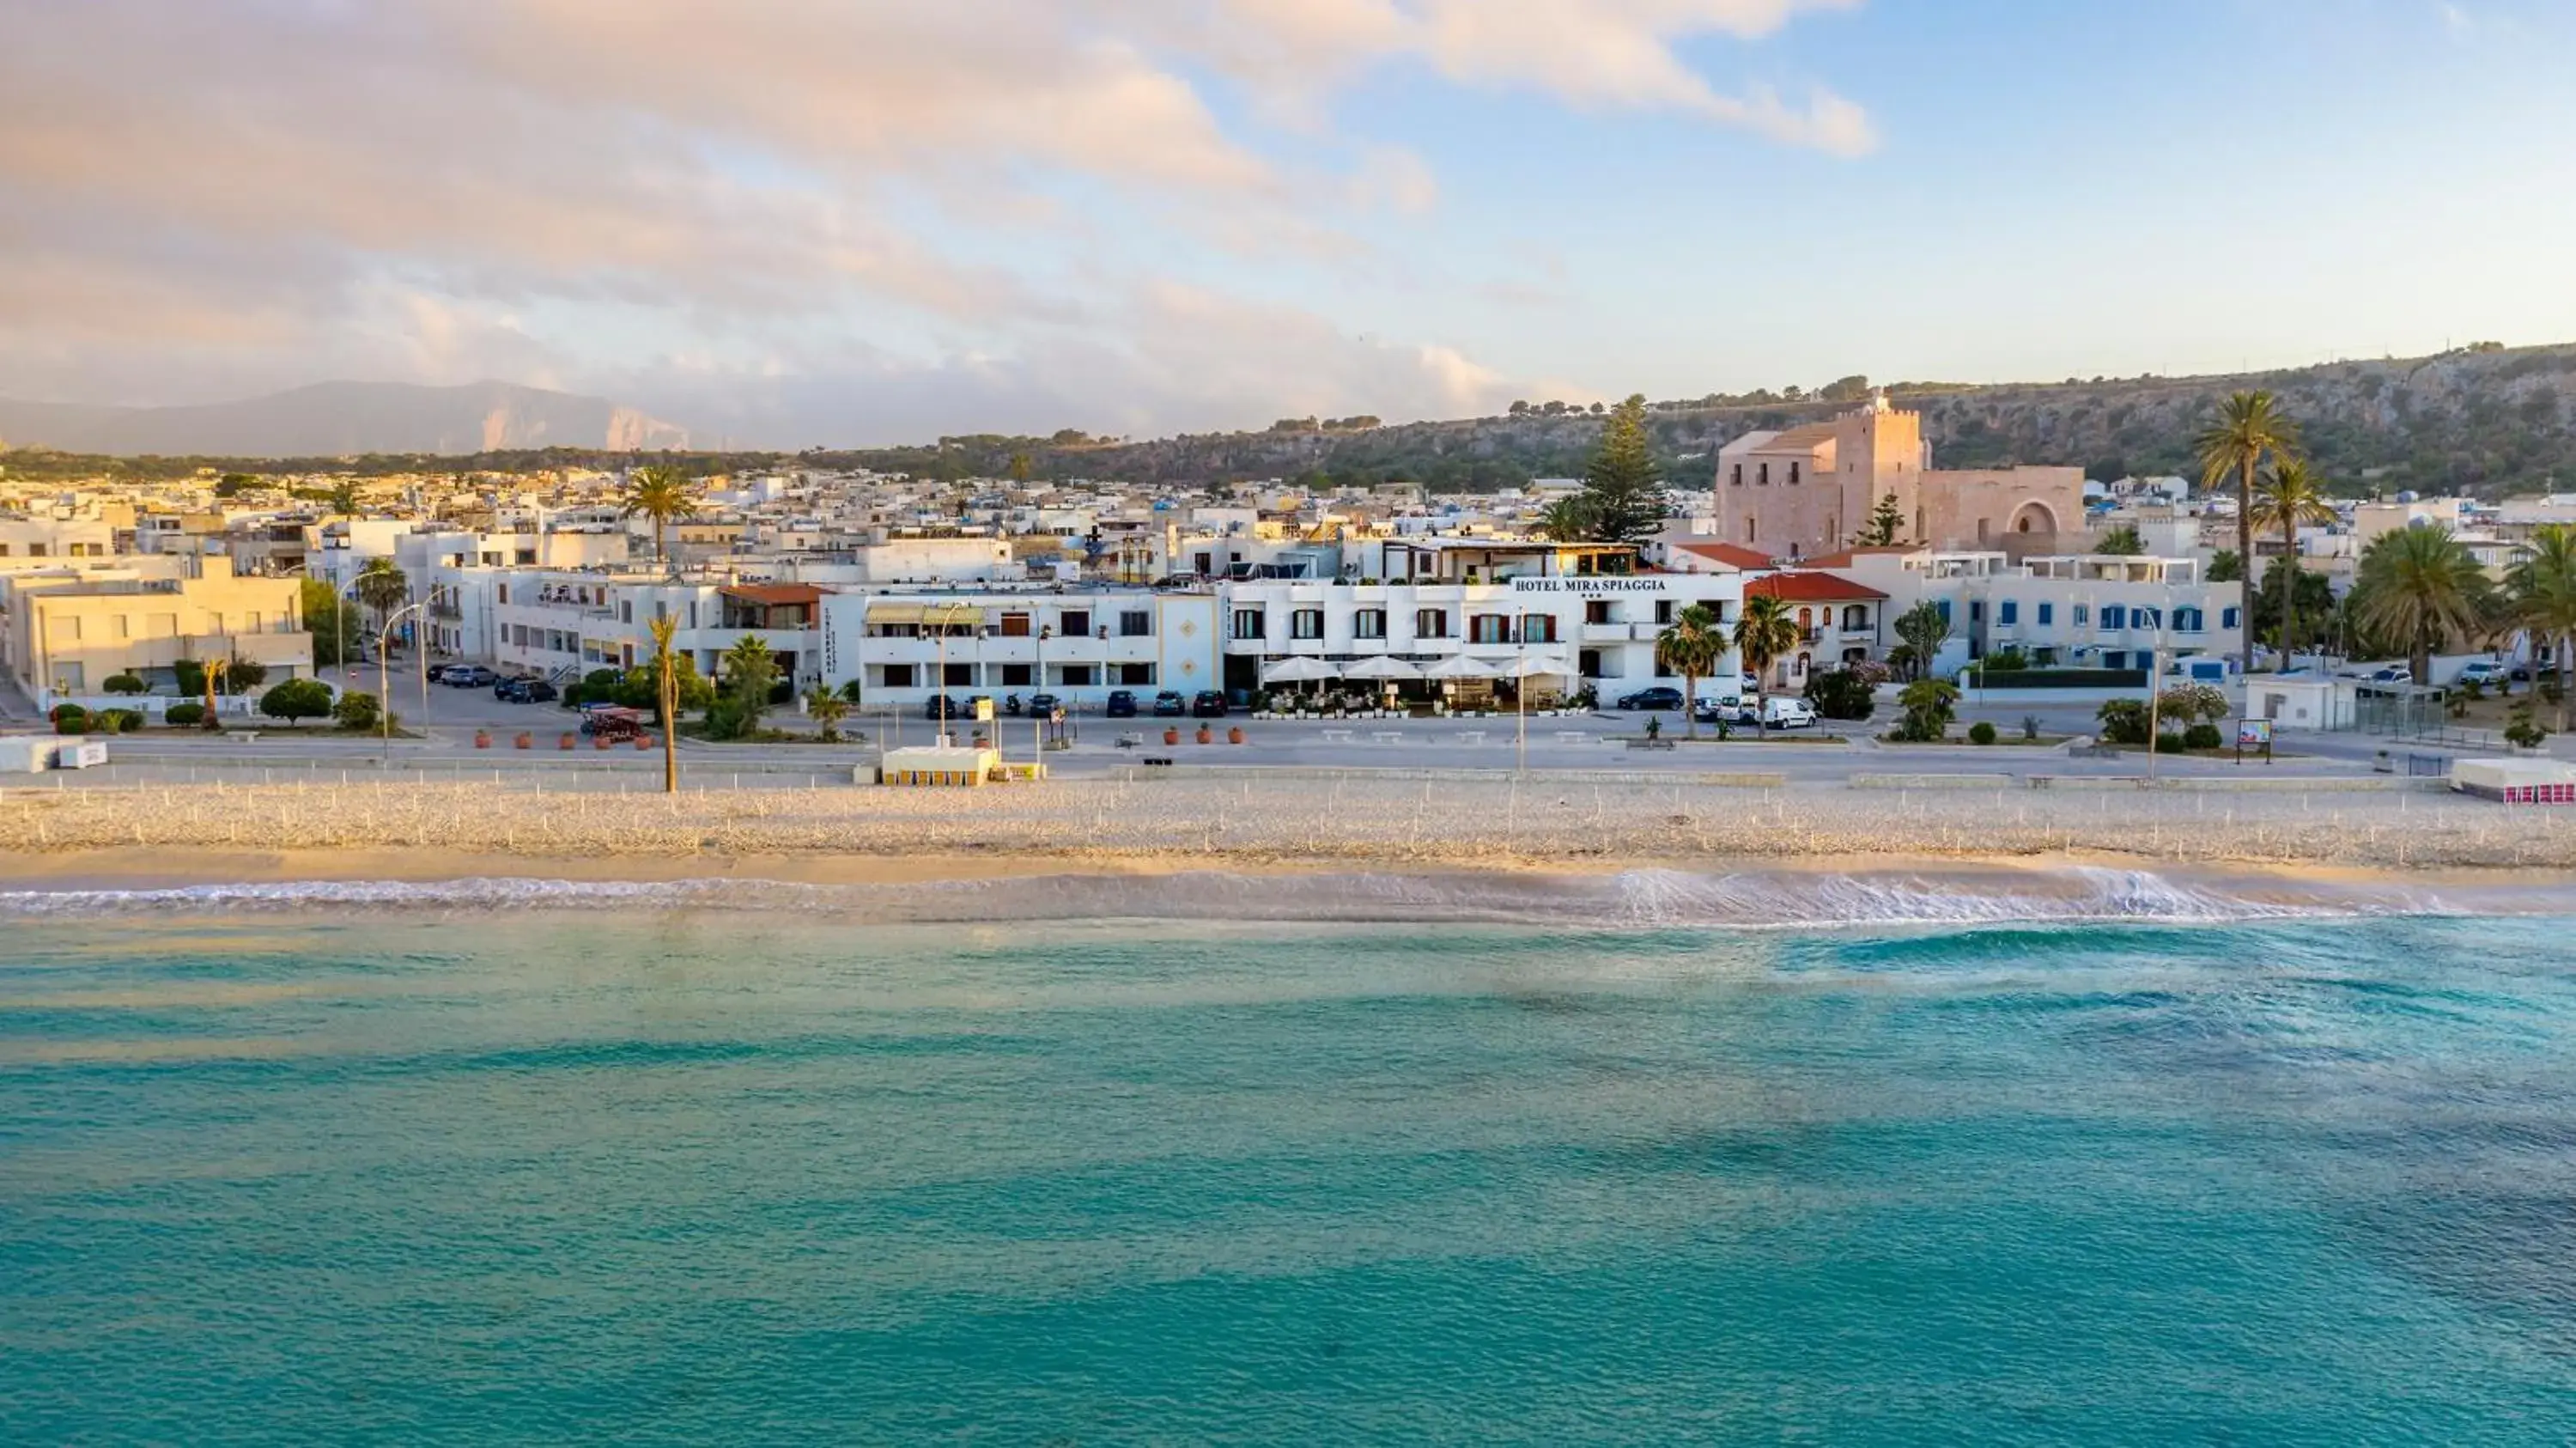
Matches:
[[1802, 668, 1877, 721], [1968, 721, 1998, 745], [164, 703, 207, 727], [92, 709, 143, 733], [101, 673, 149, 695], [2096, 698, 2151, 746], [1890, 678, 1959, 742], [50, 703, 88, 734], [2154, 732, 2189, 754], [258, 678, 336, 726], [2183, 723, 2223, 751], [2505, 701, 2549, 751], [2020, 714, 2043, 741], [332, 690, 382, 732]]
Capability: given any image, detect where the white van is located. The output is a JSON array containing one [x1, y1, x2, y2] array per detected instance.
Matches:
[[1760, 697, 1819, 729]]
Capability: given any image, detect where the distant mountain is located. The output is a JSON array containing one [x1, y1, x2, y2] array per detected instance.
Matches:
[[0, 380, 690, 457]]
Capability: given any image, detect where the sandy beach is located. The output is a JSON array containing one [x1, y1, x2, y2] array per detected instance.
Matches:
[[2, 775, 2572, 885]]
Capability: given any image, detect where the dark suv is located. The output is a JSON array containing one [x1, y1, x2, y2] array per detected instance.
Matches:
[[1151, 691, 1188, 717], [1105, 690, 1139, 718], [1191, 691, 1229, 718], [495, 677, 557, 703], [1615, 686, 1686, 711], [924, 694, 962, 721]]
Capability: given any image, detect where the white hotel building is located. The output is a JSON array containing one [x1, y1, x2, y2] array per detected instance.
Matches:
[[1833, 550, 2245, 676], [817, 589, 1220, 704], [1214, 540, 1744, 703]]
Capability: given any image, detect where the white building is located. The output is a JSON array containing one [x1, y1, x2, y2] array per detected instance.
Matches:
[[818, 588, 1218, 707], [1832, 550, 2246, 677]]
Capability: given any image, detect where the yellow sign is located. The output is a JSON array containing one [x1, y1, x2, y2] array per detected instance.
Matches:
[[975, 697, 995, 722]]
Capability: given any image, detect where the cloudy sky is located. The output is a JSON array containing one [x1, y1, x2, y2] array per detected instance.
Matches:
[[4, 0, 2573, 446]]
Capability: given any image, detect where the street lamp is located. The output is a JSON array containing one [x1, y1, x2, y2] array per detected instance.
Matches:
[[378, 599, 429, 760], [1033, 624, 1052, 769]]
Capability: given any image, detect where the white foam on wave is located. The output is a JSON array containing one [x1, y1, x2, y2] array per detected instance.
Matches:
[[0, 864, 2475, 931]]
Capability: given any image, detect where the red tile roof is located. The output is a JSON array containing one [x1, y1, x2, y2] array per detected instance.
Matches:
[[1674, 541, 1774, 569], [721, 583, 825, 607], [1745, 570, 1887, 602]]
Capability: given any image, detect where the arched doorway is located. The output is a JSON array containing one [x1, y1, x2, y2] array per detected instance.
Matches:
[[2009, 501, 2062, 536]]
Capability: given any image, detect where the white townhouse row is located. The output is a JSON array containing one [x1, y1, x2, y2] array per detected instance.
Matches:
[[817, 589, 1221, 703], [1832, 550, 2247, 676]]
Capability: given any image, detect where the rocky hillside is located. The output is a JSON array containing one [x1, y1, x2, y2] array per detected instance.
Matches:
[[1012, 343, 2574, 497]]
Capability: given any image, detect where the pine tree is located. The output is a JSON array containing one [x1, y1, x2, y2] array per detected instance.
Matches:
[[1860, 492, 1904, 546], [1578, 394, 1667, 544]]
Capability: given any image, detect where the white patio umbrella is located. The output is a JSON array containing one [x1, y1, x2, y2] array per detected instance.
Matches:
[[1261, 657, 1337, 685], [1420, 654, 1496, 679], [1338, 656, 1421, 681]]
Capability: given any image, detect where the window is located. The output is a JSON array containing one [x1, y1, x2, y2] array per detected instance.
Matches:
[[2037, 602, 2054, 627], [1231, 608, 1267, 640], [497, 584, 510, 605], [1061, 665, 1097, 687], [2073, 605, 2089, 627], [1354, 609, 1387, 640], [1998, 600, 2018, 626], [1758, 463, 1770, 486], [1117, 662, 1156, 686], [1060, 611, 1092, 638], [1730, 464, 1743, 486], [1842, 605, 1869, 631], [1584, 599, 1614, 625], [1936, 599, 1952, 625], [944, 662, 974, 687], [1291, 608, 1325, 641], [883, 663, 916, 688], [1119, 610, 1151, 637], [2104, 605, 2129, 630], [1413, 608, 1449, 639], [1655, 599, 1676, 624], [2222, 606, 2242, 630], [2134, 607, 2161, 630], [1000, 611, 1032, 638], [28, 543, 46, 557], [1522, 614, 1558, 644], [2174, 607, 2204, 633], [1789, 462, 1801, 485], [1470, 613, 1510, 644], [1969, 601, 1984, 624], [0, 544, 9, 557], [1000, 663, 1034, 687]]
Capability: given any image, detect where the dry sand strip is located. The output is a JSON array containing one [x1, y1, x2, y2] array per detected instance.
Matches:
[[2, 776, 2573, 873]]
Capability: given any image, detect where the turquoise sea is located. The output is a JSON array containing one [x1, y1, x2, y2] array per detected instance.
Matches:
[[3, 874, 2575, 1444]]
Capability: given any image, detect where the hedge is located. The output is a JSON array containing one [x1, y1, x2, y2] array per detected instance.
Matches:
[[1963, 668, 2148, 690]]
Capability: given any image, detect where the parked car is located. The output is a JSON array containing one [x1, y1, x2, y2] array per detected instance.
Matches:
[[1025, 691, 1063, 719], [1759, 697, 1820, 729], [1152, 690, 1189, 717], [924, 694, 963, 721], [1693, 695, 1751, 727], [1192, 690, 1230, 718], [495, 678, 557, 703], [1105, 690, 1139, 718], [443, 665, 498, 688], [2455, 660, 2510, 688], [1615, 686, 1687, 711], [424, 663, 457, 684]]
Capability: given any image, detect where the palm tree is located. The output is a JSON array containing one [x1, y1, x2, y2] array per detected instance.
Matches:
[[1891, 599, 1949, 681], [2247, 457, 2336, 672], [1655, 603, 1725, 739], [1732, 593, 1802, 735], [2195, 391, 2300, 676], [805, 685, 850, 743], [2353, 526, 2492, 684], [1534, 496, 1592, 542], [621, 463, 697, 568], [326, 479, 361, 516], [2508, 523, 2576, 731], [720, 634, 777, 739], [352, 557, 410, 638], [647, 614, 680, 793]]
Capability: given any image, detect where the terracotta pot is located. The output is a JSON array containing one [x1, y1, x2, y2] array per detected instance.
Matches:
[[560, 733, 576, 750], [594, 735, 612, 750], [514, 733, 532, 750], [473, 730, 491, 749], [1195, 726, 1213, 745], [1227, 727, 1245, 745], [635, 735, 653, 751], [1163, 727, 1181, 745]]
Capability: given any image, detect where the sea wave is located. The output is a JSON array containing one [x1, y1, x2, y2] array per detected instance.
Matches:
[[0, 866, 2495, 929]]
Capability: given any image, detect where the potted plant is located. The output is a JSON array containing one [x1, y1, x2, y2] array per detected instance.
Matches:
[[1227, 726, 1245, 745], [474, 729, 492, 749], [1163, 726, 1182, 745], [560, 732, 577, 750], [515, 732, 532, 749], [1195, 724, 1213, 745]]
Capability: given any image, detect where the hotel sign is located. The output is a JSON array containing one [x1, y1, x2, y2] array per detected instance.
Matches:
[[1508, 576, 1671, 595]]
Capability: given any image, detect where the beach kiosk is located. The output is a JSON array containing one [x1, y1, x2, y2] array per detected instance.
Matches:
[[878, 743, 1004, 788]]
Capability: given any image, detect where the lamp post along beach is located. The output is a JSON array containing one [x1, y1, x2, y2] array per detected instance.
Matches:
[[377, 600, 428, 760]]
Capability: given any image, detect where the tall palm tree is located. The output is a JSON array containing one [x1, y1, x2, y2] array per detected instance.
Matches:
[[1732, 593, 1802, 735], [352, 557, 410, 637], [1655, 602, 1725, 739], [2247, 457, 2337, 671], [805, 684, 851, 743], [2508, 523, 2576, 731], [2196, 391, 2300, 676], [1534, 496, 1593, 543], [647, 614, 680, 794], [2353, 526, 2493, 684], [621, 463, 697, 569]]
